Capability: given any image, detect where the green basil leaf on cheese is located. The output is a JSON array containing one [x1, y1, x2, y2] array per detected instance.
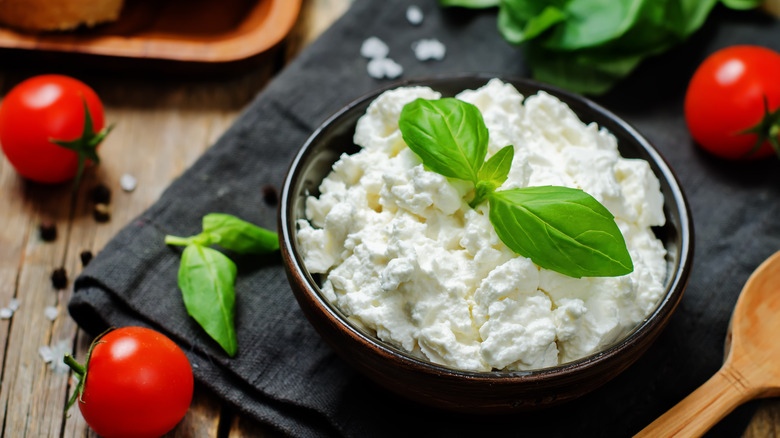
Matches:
[[478, 145, 514, 189], [399, 97, 488, 184], [488, 186, 633, 278], [471, 145, 514, 207]]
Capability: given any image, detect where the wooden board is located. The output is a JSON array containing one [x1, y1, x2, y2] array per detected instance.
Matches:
[[0, 0, 302, 63]]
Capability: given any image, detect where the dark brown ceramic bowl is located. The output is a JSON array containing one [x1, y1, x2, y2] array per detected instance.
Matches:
[[279, 73, 693, 413]]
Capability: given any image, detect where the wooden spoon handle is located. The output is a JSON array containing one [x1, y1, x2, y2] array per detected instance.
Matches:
[[635, 364, 758, 438]]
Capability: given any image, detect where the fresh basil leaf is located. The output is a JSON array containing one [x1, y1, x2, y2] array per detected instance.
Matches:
[[677, 0, 721, 34], [471, 145, 514, 207], [478, 145, 514, 187], [399, 98, 488, 184], [720, 0, 762, 10], [439, 0, 500, 7], [544, 0, 645, 50], [179, 244, 238, 356], [202, 213, 279, 254], [477, 0, 725, 94], [527, 43, 648, 95], [488, 186, 633, 278], [498, 4, 567, 44], [164, 232, 214, 248]]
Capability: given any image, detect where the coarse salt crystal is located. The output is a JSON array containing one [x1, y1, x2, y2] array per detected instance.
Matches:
[[38, 345, 54, 363], [8, 298, 19, 311], [406, 5, 424, 25], [120, 173, 137, 192], [360, 37, 390, 59], [40, 340, 72, 373], [367, 57, 404, 80], [412, 38, 446, 61], [0, 308, 12, 319], [44, 306, 58, 321]]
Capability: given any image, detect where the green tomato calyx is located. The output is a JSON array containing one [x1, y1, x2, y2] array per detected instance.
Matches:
[[50, 97, 113, 190], [740, 96, 780, 159], [63, 328, 113, 413]]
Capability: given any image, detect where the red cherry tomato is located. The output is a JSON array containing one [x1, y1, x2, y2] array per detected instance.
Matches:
[[0, 74, 109, 183], [66, 327, 194, 438], [684, 45, 780, 160]]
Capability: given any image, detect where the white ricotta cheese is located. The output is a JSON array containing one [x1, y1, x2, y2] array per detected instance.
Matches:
[[297, 79, 667, 372]]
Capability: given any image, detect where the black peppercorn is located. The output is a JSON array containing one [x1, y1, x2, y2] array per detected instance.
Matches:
[[90, 184, 112, 204], [261, 184, 278, 206], [93, 203, 111, 222], [39, 221, 57, 242], [51, 267, 67, 289], [80, 250, 93, 267]]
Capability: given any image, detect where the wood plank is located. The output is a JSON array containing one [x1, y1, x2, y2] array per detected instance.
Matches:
[[0, 181, 75, 436], [162, 386, 222, 438], [228, 413, 284, 438]]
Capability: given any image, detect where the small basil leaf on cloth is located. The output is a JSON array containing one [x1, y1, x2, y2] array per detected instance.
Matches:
[[488, 186, 634, 278], [202, 213, 279, 255], [399, 98, 488, 184], [178, 244, 238, 357], [165, 213, 279, 356]]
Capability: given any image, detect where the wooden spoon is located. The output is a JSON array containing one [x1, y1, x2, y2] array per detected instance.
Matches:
[[636, 250, 780, 437]]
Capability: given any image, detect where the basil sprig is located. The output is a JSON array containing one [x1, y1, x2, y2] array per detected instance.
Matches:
[[438, 0, 763, 95], [399, 98, 633, 278], [165, 213, 279, 356]]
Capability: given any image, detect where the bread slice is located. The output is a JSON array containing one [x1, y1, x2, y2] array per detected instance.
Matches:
[[0, 0, 125, 32]]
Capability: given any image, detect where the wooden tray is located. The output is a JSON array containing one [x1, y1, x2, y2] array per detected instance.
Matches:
[[0, 0, 302, 63]]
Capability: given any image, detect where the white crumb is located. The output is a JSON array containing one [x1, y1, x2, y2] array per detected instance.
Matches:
[[367, 57, 404, 79], [44, 306, 58, 321], [412, 38, 446, 61], [360, 37, 390, 59], [406, 5, 424, 25], [120, 173, 137, 192]]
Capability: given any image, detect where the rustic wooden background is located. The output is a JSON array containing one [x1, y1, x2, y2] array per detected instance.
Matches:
[[0, 0, 351, 436], [0, 0, 778, 436]]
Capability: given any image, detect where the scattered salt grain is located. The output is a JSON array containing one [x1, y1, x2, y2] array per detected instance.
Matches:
[[39, 340, 72, 374], [367, 57, 404, 80], [406, 5, 424, 25], [120, 173, 137, 192], [38, 345, 54, 363], [0, 298, 19, 319], [44, 306, 58, 321], [412, 38, 446, 61], [360, 36, 390, 59]]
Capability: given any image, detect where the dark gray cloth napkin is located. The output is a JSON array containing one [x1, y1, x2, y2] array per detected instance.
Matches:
[[70, 1, 780, 436]]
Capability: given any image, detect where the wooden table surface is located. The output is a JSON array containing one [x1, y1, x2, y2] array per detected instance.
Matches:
[[0, 1, 778, 436], [0, 1, 350, 436]]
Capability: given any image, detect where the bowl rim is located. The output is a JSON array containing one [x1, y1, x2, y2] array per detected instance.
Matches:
[[280, 72, 694, 381]]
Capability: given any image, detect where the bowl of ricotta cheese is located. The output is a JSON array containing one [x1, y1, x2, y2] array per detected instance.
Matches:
[[280, 73, 693, 412]]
